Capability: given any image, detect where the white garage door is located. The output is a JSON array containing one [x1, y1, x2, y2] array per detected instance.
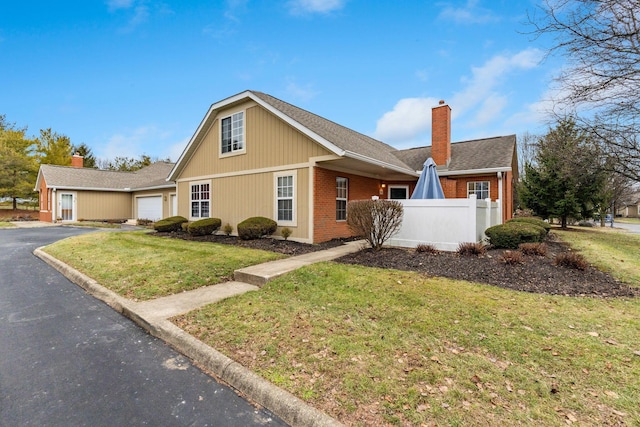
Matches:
[[137, 196, 163, 221]]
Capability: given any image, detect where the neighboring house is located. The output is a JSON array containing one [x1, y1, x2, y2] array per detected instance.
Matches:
[[617, 192, 640, 218], [168, 90, 518, 243], [35, 155, 176, 222]]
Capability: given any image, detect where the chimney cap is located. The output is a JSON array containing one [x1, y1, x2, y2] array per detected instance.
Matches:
[[439, 100, 445, 105]]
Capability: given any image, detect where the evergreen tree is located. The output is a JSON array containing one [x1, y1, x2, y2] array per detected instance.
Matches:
[[521, 119, 607, 228], [0, 116, 38, 209], [72, 143, 97, 168], [36, 128, 73, 166]]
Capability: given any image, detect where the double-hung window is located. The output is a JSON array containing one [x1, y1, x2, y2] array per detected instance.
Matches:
[[221, 111, 244, 155], [191, 182, 210, 218], [336, 177, 348, 221], [467, 181, 489, 200], [276, 173, 295, 224]]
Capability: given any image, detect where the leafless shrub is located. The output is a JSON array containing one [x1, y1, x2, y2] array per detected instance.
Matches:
[[500, 250, 524, 265], [457, 242, 486, 256], [554, 252, 588, 270], [347, 199, 403, 251], [519, 242, 548, 256], [415, 243, 439, 254]]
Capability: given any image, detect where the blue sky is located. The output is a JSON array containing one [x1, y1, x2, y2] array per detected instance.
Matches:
[[1, 0, 560, 162]]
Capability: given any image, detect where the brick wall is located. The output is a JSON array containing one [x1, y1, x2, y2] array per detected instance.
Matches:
[[313, 168, 381, 243], [431, 102, 451, 166]]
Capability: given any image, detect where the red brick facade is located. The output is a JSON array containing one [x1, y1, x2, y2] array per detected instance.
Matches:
[[431, 102, 451, 166], [38, 176, 53, 222]]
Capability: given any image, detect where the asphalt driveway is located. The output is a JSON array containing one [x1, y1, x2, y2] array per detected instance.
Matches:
[[0, 226, 286, 427]]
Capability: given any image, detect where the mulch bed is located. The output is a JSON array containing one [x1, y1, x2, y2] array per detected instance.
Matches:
[[153, 231, 638, 298]]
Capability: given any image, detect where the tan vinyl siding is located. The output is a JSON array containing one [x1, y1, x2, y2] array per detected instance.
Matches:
[[133, 189, 174, 220], [178, 103, 331, 179], [178, 168, 311, 241], [76, 191, 132, 221]]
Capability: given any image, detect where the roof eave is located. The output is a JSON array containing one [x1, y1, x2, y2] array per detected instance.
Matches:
[[344, 150, 419, 177], [437, 166, 513, 177]]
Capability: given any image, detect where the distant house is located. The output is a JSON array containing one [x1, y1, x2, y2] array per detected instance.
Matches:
[[617, 192, 640, 218], [168, 90, 518, 243], [34, 156, 176, 222]]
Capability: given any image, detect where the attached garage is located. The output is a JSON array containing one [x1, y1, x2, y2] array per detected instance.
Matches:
[[136, 196, 163, 221]]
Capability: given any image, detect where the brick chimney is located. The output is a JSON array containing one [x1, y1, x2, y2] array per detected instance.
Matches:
[[71, 153, 84, 168], [431, 100, 451, 166]]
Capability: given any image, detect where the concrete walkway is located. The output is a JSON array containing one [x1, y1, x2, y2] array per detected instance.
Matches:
[[34, 237, 366, 427]]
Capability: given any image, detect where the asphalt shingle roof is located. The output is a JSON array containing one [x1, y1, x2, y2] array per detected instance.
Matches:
[[393, 135, 516, 172], [40, 161, 175, 191]]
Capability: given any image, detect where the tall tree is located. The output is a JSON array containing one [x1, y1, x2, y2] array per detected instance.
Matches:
[[97, 154, 164, 171], [520, 119, 607, 227], [0, 117, 38, 209], [36, 128, 73, 166], [72, 143, 97, 168], [528, 0, 640, 181]]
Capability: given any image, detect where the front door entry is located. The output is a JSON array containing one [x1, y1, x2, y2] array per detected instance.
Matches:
[[60, 193, 74, 221]]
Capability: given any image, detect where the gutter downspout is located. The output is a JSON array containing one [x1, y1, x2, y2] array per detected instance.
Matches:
[[497, 172, 503, 223], [52, 188, 57, 223]]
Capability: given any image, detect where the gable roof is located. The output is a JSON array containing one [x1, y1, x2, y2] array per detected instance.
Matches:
[[35, 161, 175, 192], [168, 90, 417, 181], [393, 135, 517, 175]]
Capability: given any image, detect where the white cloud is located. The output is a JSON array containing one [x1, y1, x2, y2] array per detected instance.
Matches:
[[438, 0, 499, 24], [288, 0, 347, 15], [374, 97, 440, 143], [165, 137, 189, 163], [106, 0, 134, 12], [374, 48, 544, 147]]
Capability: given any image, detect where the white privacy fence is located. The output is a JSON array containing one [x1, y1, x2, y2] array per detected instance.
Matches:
[[386, 195, 502, 251]]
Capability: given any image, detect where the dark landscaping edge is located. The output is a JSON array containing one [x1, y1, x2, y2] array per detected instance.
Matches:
[[33, 247, 343, 427]]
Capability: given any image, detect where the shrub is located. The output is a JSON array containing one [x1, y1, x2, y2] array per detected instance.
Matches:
[[578, 220, 595, 227], [223, 223, 233, 236], [415, 243, 439, 254], [485, 222, 546, 249], [281, 227, 292, 240], [347, 199, 403, 251], [237, 216, 277, 240], [554, 252, 588, 270], [519, 242, 548, 256], [457, 242, 486, 256], [137, 218, 153, 226], [181, 222, 190, 232], [153, 216, 188, 232], [188, 217, 222, 236], [507, 217, 551, 234], [500, 250, 524, 265]]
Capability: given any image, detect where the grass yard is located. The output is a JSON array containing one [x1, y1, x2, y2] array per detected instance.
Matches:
[[174, 228, 640, 426], [554, 227, 640, 285], [42, 231, 285, 300]]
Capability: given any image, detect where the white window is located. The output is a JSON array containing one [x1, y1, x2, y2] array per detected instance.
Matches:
[[467, 181, 490, 200], [221, 111, 244, 155], [274, 171, 296, 225], [190, 182, 210, 218], [388, 185, 408, 200], [336, 177, 348, 221]]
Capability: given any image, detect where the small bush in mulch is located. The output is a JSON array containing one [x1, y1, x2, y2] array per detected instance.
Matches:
[[519, 242, 548, 256], [415, 243, 439, 254], [554, 252, 589, 270], [500, 250, 524, 265], [457, 242, 486, 256], [188, 218, 222, 236], [153, 216, 188, 232], [237, 217, 277, 240], [223, 223, 233, 236], [486, 222, 546, 249]]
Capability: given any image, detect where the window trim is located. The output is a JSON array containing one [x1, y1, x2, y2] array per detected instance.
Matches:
[[190, 180, 211, 220], [336, 177, 348, 221], [467, 181, 490, 200], [274, 171, 297, 226], [219, 110, 246, 157], [387, 185, 409, 200]]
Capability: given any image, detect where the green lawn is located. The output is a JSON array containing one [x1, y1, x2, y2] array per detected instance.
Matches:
[[174, 227, 640, 426], [43, 227, 640, 425], [42, 231, 285, 300]]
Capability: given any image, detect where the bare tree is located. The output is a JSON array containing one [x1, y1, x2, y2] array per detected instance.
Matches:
[[347, 200, 403, 250], [528, 0, 640, 182]]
